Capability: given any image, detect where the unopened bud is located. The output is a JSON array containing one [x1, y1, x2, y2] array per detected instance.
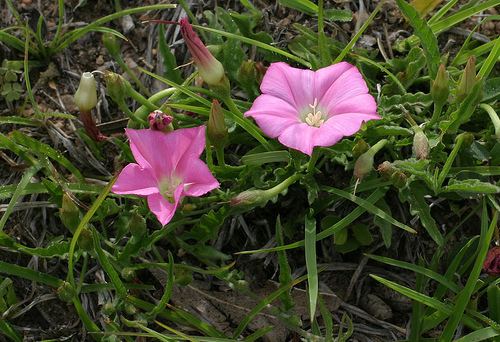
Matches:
[[456, 56, 479, 102], [59, 194, 80, 233], [483, 246, 500, 276], [127, 210, 146, 238], [390, 171, 408, 188], [413, 130, 429, 160], [102, 33, 121, 58], [456, 132, 474, 147], [104, 71, 131, 105], [352, 139, 369, 158], [230, 189, 267, 206], [238, 60, 258, 86], [207, 100, 228, 149], [121, 267, 136, 281], [179, 17, 225, 86], [57, 281, 76, 303], [74, 72, 98, 112], [431, 64, 449, 106], [354, 152, 374, 180], [377, 161, 395, 178], [102, 302, 116, 316], [148, 110, 173, 132]]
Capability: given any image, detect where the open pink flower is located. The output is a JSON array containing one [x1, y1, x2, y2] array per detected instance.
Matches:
[[112, 127, 219, 225], [245, 62, 380, 156]]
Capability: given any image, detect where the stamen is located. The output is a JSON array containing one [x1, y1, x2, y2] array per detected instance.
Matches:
[[304, 98, 325, 127]]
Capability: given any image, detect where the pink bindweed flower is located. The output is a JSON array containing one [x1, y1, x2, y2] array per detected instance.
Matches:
[[244, 62, 380, 156], [179, 17, 225, 86], [112, 127, 219, 225]]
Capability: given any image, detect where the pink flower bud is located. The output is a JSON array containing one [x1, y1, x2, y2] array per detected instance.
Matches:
[[483, 246, 500, 276], [148, 110, 173, 132], [179, 17, 225, 86]]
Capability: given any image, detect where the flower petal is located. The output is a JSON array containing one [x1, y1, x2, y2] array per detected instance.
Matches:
[[260, 62, 314, 109], [319, 66, 373, 115], [146, 185, 183, 226], [245, 95, 300, 138], [126, 127, 206, 180], [314, 62, 354, 101], [277, 123, 318, 156], [112, 163, 158, 196], [328, 93, 378, 116], [318, 113, 381, 141], [179, 158, 220, 197]]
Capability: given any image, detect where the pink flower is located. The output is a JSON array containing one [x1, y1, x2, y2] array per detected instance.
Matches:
[[112, 127, 219, 225], [179, 17, 225, 86], [244, 62, 380, 156]]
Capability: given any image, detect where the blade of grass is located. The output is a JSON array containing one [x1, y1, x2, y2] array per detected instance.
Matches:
[[146, 252, 174, 319], [478, 37, 500, 79], [67, 177, 116, 287], [0, 261, 62, 288], [0, 320, 22, 342], [193, 25, 311, 68], [0, 165, 41, 232], [440, 202, 498, 341], [276, 216, 294, 311], [323, 186, 417, 234], [455, 327, 500, 342], [395, 0, 440, 78], [232, 274, 308, 338], [304, 210, 318, 323], [365, 254, 460, 293], [333, 0, 385, 63], [237, 188, 386, 254]]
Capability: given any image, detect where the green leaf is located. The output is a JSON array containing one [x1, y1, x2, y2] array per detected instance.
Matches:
[[455, 327, 500, 342], [241, 151, 291, 166], [442, 179, 500, 194], [406, 183, 444, 246], [373, 199, 393, 248], [352, 224, 373, 246], [276, 216, 295, 312], [304, 211, 318, 323], [395, 0, 440, 78], [440, 204, 498, 341], [323, 186, 417, 234], [185, 207, 228, 243], [158, 25, 182, 84]]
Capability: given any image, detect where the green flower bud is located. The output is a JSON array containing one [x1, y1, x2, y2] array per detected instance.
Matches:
[[102, 301, 116, 316], [74, 72, 98, 112], [456, 56, 480, 103], [124, 303, 137, 315], [413, 130, 429, 160], [57, 281, 76, 303], [352, 139, 369, 158], [207, 99, 228, 149], [121, 267, 136, 281], [354, 152, 374, 180], [431, 64, 449, 106], [59, 194, 80, 234], [456, 132, 474, 147], [102, 33, 121, 58], [230, 189, 267, 207], [104, 71, 131, 105], [127, 210, 146, 238], [390, 171, 408, 188]]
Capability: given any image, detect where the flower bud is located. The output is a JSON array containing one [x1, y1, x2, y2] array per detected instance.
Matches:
[[57, 281, 76, 303], [121, 267, 136, 281], [483, 246, 500, 276], [148, 110, 173, 132], [431, 64, 449, 106], [102, 301, 116, 316], [230, 189, 267, 207], [102, 33, 121, 58], [59, 194, 80, 233], [74, 72, 98, 112], [413, 130, 429, 160], [104, 71, 131, 105], [352, 139, 369, 158], [456, 56, 479, 102], [377, 161, 395, 178], [354, 152, 374, 180], [179, 17, 225, 86], [456, 132, 474, 147], [207, 99, 228, 149], [127, 210, 146, 238], [390, 171, 408, 188]]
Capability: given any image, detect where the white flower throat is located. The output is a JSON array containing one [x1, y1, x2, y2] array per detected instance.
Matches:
[[304, 98, 325, 127]]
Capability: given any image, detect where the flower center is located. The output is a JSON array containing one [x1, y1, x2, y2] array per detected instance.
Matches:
[[158, 176, 182, 203], [303, 98, 325, 127]]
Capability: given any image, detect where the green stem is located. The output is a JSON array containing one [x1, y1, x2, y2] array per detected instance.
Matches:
[[130, 88, 176, 127], [129, 87, 156, 111], [428, 103, 444, 127], [215, 146, 226, 167], [307, 148, 321, 173], [369, 139, 388, 155], [116, 57, 151, 97], [317, 0, 330, 66], [480, 103, 500, 140], [436, 134, 467, 190], [264, 173, 301, 198]]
